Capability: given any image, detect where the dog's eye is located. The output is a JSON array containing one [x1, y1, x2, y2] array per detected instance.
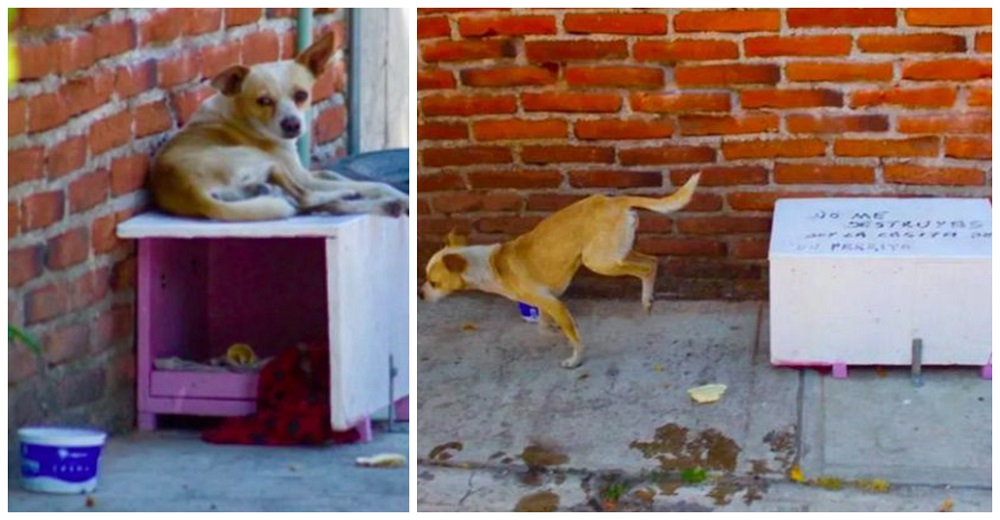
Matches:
[[256, 96, 274, 107], [293, 90, 309, 104]]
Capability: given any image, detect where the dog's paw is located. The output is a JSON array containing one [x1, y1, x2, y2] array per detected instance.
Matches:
[[380, 199, 408, 218], [560, 356, 582, 369]]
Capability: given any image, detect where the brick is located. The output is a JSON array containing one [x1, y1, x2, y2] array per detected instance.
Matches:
[[61, 72, 115, 116], [945, 137, 990, 159], [884, 164, 984, 186], [28, 92, 70, 133], [787, 8, 896, 28], [461, 66, 557, 87], [741, 89, 842, 108], [671, 166, 769, 187], [786, 114, 889, 134], [91, 212, 121, 254], [419, 122, 468, 141], [575, 119, 674, 140], [416, 199, 432, 215], [418, 70, 456, 90], [22, 191, 64, 231], [525, 40, 628, 62], [527, 194, 588, 212], [201, 41, 242, 79], [474, 217, 543, 236], [93, 304, 135, 348], [91, 20, 136, 59], [25, 283, 70, 324], [135, 101, 172, 138], [905, 8, 991, 27], [110, 154, 150, 195], [635, 237, 726, 257], [774, 164, 875, 184], [723, 139, 826, 159], [314, 105, 346, 144], [522, 92, 621, 113], [112, 257, 137, 291], [16, 41, 55, 80], [115, 60, 158, 99], [9, 342, 40, 386], [432, 193, 484, 214], [786, 62, 894, 82], [678, 114, 778, 136], [568, 170, 663, 188], [898, 114, 991, 135], [976, 33, 991, 53], [417, 173, 467, 192], [458, 15, 557, 36], [55, 34, 97, 75], [9, 245, 44, 288], [88, 110, 132, 156], [9, 147, 45, 186], [171, 87, 214, 127], [676, 216, 771, 235], [42, 323, 90, 366], [18, 8, 71, 29], [684, 193, 725, 212], [140, 9, 185, 45], [564, 13, 668, 35], [521, 145, 615, 164], [968, 87, 991, 107], [47, 227, 89, 270], [180, 8, 223, 34], [732, 237, 770, 259], [57, 367, 107, 409], [674, 9, 780, 32], [69, 8, 111, 23], [902, 60, 991, 80], [746, 36, 852, 57], [858, 33, 966, 53], [636, 215, 674, 233], [422, 94, 517, 116], [477, 191, 522, 212], [467, 169, 563, 189], [727, 191, 826, 211], [630, 92, 730, 113], [69, 169, 110, 214], [419, 16, 451, 39], [226, 8, 263, 27], [422, 40, 516, 62], [850, 87, 957, 108], [620, 146, 716, 165], [241, 31, 280, 65], [565, 66, 664, 88], [472, 119, 567, 141], [422, 146, 512, 167], [9, 203, 19, 238], [834, 137, 939, 157], [633, 40, 738, 62], [9, 99, 26, 137], [45, 136, 87, 179], [676, 64, 779, 86]]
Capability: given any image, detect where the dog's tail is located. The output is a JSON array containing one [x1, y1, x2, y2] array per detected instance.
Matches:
[[624, 173, 701, 214]]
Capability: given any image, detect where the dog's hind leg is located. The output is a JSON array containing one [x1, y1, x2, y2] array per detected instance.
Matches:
[[522, 293, 584, 368], [199, 195, 298, 221], [583, 251, 658, 312]]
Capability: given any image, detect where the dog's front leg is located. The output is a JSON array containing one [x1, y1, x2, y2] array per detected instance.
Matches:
[[524, 293, 584, 369]]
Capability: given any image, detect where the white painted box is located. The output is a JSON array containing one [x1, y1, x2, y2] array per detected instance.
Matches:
[[769, 198, 991, 375]]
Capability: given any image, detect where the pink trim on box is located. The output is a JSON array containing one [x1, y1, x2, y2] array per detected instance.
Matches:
[[150, 371, 260, 400], [983, 355, 992, 380], [394, 396, 409, 422], [832, 363, 849, 379], [145, 395, 257, 417]]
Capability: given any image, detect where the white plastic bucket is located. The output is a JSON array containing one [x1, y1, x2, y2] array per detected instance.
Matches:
[[18, 427, 108, 494]]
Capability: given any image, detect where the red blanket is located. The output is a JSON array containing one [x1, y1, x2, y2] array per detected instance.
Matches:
[[202, 342, 361, 446]]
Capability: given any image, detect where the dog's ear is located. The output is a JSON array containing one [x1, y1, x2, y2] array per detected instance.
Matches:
[[295, 32, 336, 78], [442, 254, 467, 274], [446, 229, 468, 247], [211, 65, 251, 96]]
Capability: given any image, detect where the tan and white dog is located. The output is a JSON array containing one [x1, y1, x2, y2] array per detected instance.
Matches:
[[150, 32, 407, 221], [420, 174, 701, 368]]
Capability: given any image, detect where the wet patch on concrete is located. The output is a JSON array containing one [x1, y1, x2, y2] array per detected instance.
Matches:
[[764, 427, 796, 471], [630, 423, 741, 473], [429, 441, 463, 461], [521, 445, 569, 468], [514, 491, 559, 512]]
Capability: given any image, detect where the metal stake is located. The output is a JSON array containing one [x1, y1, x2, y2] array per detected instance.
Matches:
[[387, 354, 397, 432], [911, 338, 924, 387]]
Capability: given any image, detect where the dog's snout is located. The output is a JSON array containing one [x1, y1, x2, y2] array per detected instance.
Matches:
[[280, 117, 301, 137]]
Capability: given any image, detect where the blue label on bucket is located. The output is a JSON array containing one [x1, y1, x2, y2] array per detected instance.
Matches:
[[518, 302, 540, 322], [21, 443, 102, 483]]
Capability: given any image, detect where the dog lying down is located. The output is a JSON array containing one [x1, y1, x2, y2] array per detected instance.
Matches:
[[420, 174, 701, 368], [150, 32, 407, 221]]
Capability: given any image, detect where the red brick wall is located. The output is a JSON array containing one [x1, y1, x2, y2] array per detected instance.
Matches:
[[416, 8, 992, 300], [7, 8, 349, 435]]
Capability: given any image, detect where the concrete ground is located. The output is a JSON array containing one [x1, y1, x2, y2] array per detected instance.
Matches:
[[416, 296, 992, 512], [9, 423, 409, 512]]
